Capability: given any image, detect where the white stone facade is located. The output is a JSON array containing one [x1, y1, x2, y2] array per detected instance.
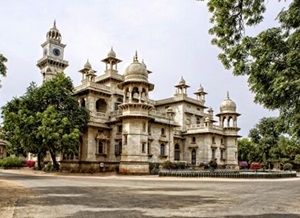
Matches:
[[37, 23, 241, 174]]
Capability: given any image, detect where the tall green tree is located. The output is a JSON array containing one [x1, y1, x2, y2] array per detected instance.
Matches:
[[1, 73, 89, 170], [202, 0, 300, 138], [248, 117, 282, 162], [238, 138, 261, 163], [0, 54, 8, 87]]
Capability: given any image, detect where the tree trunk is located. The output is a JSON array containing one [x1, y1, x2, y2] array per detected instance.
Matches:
[[37, 152, 42, 170], [49, 149, 59, 171]]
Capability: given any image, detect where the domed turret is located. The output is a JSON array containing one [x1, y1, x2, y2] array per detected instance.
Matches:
[[107, 47, 116, 58], [197, 84, 204, 92], [178, 76, 186, 85], [124, 51, 148, 83], [84, 59, 92, 70], [46, 20, 61, 42], [220, 92, 236, 112]]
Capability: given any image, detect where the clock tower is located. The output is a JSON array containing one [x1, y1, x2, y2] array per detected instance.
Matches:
[[37, 21, 68, 81]]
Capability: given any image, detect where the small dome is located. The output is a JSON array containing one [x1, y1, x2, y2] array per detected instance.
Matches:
[[220, 92, 236, 112], [124, 51, 148, 83], [197, 84, 204, 92], [46, 21, 61, 42], [178, 76, 186, 85], [107, 47, 116, 58], [84, 60, 92, 70]]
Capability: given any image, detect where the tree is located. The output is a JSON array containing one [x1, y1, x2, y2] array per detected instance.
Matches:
[[238, 138, 261, 164], [0, 54, 8, 88], [248, 117, 282, 162], [202, 0, 300, 138], [1, 73, 89, 170], [270, 136, 300, 163]]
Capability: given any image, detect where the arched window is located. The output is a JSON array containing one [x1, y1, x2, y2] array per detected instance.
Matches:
[[80, 98, 86, 107], [96, 99, 107, 112], [132, 87, 139, 102], [222, 117, 226, 127], [196, 117, 201, 124], [191, 149, 196, 165], [161, 128, 165, 136], [221, 150, 224, 160], [160, 144, 165, 156], [212, 149, 215, 159], [114, 98, 123, 110], [228, 117, 233, 127], [119, 141, 122, 154], [175, 144, 180, 161], [115, 141, 122, 156], [192, 137, 196, 143], [98, 142, 103, 154]]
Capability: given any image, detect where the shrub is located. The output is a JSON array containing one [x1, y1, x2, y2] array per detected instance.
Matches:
[[283, 163, 293, 171], [43, 163, 56, 172], [26, 160, 35, 168], [209, 159, 218, 170], [0, 157, 25, 168], [199, 162, 209, 169], [162, 160, 175, 170], [239, 161, 248, 169], [175, 162, 186, 169], [250, 163, 262, 170]]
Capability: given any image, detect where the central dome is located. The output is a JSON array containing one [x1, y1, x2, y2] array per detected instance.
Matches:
[[124, 51, 148, 83]]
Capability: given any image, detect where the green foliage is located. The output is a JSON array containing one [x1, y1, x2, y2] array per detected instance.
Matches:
[[1, 73, 90, 170], [283, 163, 293, 171], [43, 162, 56, 172], [0, 54, 7, 88], [294, 154, 300, 165], [202, 0, 300, 138], [238, 138, 262, 163], [162, 161, 186, 170], [269, 136, 300, 163], [209, 159, 218, 169], [0, 157, 25, 168], [248, 117, 282, 162]]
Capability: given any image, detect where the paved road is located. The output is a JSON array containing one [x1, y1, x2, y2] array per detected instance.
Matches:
[[1, 170, 300, 218]]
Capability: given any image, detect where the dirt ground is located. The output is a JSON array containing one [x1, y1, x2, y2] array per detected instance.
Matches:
[[0, 178, 30, 218]]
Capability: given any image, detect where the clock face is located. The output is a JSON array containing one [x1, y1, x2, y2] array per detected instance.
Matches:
[[53, 48, 60, 56]]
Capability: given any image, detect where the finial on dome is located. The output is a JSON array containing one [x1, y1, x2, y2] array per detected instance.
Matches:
[[227, 91, 230, 99], [133, 51, 139, 63], [53, 20, 56, 28]]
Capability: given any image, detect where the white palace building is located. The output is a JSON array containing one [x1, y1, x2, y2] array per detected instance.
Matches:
[[36, 22, 241, 174]]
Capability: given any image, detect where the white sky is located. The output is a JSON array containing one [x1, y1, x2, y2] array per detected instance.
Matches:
[[0, 0, 289, 137]]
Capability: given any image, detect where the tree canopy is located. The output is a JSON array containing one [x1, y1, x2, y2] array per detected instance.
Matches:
[[1, 73, 89, 170], [238, 117, 300, 166], [0, 54, 8, 88], [203, 0, 300, 138]]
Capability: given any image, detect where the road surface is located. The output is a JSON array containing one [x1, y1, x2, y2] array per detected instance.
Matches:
[[1, 169, 300, 218]]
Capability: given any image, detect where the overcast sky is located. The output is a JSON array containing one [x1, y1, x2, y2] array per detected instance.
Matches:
[[0, 0, 290, 137]]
